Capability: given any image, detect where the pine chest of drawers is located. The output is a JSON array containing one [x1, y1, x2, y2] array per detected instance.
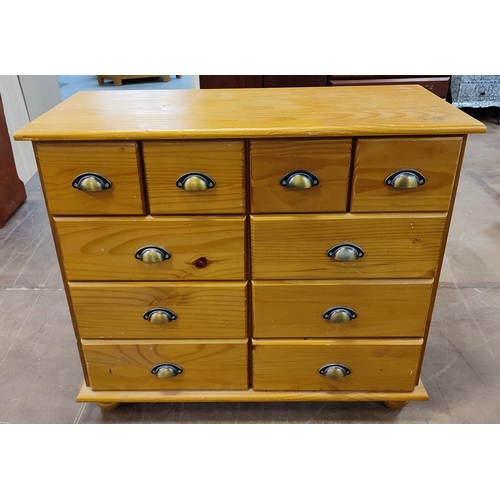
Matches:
[[14, 86, 485, 409]]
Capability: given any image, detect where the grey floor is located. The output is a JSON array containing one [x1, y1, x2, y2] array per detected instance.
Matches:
[[1, 97, 499, 423]]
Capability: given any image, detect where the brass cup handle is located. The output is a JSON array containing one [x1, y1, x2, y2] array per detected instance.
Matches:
[[323, 307, 357, 323], [327, 243, 364, 261], [280, 170, 320, 189], [143, 308, 177, 324], [176, 172, 215, 191], [134, 246, 171, 263], [151, 363, 183, 379], [318, 363, 351, 379], [385, 169, 426, 189], [72, 173, 112, 191]]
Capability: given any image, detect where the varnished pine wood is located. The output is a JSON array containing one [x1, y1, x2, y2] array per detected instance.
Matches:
[[77, 379, 430, 403], [252, 279, 433, 338], [250, 213, 447, 279], [81, 339, 249, 390], [96, 402, 120, 410], [351, 137, 464, 212], [249, 138, 351, 213], [143, 140, 246, 214], [34, 142, 145, 215], [69, 281, 247, 339], [14, 86, 486, 142], [54, 216, 246, 281], [252, 339, 423, 391]]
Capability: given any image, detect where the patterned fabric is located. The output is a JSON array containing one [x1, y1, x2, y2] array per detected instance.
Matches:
[[450, 75, 500, 108]]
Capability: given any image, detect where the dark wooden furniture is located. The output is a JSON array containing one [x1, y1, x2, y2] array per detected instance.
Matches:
[[199, 76, 327, 89], [0, 94, 26, 227]]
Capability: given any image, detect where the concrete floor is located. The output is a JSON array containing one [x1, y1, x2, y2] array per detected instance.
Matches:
[[1, 105, 499, 424]]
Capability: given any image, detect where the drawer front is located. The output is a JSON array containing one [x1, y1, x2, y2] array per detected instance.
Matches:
[[55, 216, 246, 281], [70, 281, 247, 339], [250, 213, 446, 279], [143, 140, 246, 214], [455, 82, 500, 102], [350, 137, 463, 212], [249, 139, 351, 213], [252, 279, 433, 338], [82, 339, 248, 390], [252, 339, 422, 391], [35, 142, 145, 215]]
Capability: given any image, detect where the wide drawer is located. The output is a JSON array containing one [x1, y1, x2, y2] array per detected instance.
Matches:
[[250, 213, 447, 279], [70, 281, 247, 339], [249, 138, 351, 213], [252, 339, 423, 391], [350, 137, 463, 212], [82, 339, 248, 390], [54, 216, 246, 281], [252, 279, 433, 338], [143, 140, 246, 214], [35, 142, 145, 215]]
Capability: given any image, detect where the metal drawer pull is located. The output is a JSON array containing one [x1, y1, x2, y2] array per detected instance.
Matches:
[[176, 172, 215, 191], [134, 246, 171, 263], [280, 170, 320, 189], [72, 173, 112, 191], [323, 307, 357, 323], [319, 363, 351, 379], [327, 243, 364, 261], [385, 169, 426, 189], [151, 363, 183, 379], [143, 308, 177, 324]]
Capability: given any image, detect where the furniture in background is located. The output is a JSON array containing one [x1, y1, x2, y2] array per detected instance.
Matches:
[[14, 86, 485, 410], [450, 75, 500, 124], [199, 75, 450, 98], [0, 94, 26, 227], [97, 75, 182, 86]]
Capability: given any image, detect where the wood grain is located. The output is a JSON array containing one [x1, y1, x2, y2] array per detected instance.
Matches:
[[252, 279, 433, 338], [14, 86, 486, 142], [69, 281, 247, 339], [250, 138, 351, 213], [34, 142, 145, 215], [81, 339, 248, 390], [252, 339, 423, 391], [77, 379, 429, 403], [250, 213, 447, 279], [143, 140, 246, 214], [351, 137, 464, 212], [54, 216, 246, 281]]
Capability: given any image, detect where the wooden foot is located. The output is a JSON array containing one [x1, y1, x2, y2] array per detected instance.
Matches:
[[383, 400, 409, 410], [96, 402, 120, 411], [176, 75, 182, 79]]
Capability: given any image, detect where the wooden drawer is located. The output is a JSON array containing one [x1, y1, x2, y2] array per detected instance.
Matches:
[[350, 137, 463, 212], [252, 279, 433, 338], [54, 216, 246, 281], [250, 213, 446, 279], [35, 142, 145, 215], [252, 339, 423, 391], [70, 281, 247, 339], [249, 138, 351, 213], [81, 339, 249, 390], [143, 140, 246, 214]]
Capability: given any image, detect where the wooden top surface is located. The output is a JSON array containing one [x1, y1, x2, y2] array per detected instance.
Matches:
[[14, 85, 486, 141]]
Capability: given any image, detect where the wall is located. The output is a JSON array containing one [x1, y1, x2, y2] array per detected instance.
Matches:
[[0, 75, 62, 184]]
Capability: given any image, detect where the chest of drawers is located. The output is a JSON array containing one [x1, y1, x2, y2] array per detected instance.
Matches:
[[14, 86, 485, 410]]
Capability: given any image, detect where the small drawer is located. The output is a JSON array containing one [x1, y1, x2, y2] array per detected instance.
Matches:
[[252, 339, 423, 391], [250, 213, 446, 279], [252, 279, 433, 338], [350, 137, 463, 212], [70, 281, 247, 339], [82, 339, 248, 390], [54, 215, 246, 281], [35, 142, 145, 215], [143, 140, 246, 214], [249, 138, 351, 213]]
